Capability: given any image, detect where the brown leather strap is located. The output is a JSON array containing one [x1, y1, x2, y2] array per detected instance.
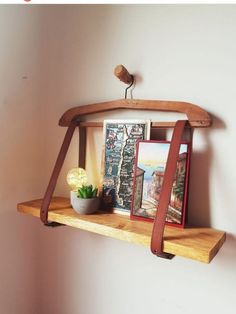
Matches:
[[151, 120, 189, 259], [78, 126, 86, 168], [40, 120, 78, 224]]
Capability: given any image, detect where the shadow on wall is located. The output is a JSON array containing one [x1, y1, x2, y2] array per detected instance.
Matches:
[[217, 233, 236, 267], [187, 113, 226, 227]]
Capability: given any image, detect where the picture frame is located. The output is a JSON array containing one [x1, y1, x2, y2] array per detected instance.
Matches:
[[102, 120, 151, 213], [131, 140, 191, 227]]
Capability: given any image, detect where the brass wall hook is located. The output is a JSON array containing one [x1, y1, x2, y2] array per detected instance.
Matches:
[[114, 64, 134, 99]]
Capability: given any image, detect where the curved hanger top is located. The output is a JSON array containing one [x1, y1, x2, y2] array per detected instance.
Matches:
[[59, 99, 211, 128]]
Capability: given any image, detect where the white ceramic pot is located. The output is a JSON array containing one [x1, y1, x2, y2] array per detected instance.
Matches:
[[70, 191, 100, 214]]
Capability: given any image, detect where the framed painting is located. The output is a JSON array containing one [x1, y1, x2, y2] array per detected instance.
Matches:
[[131, 140, 191, 227], [102, 120, 151, 213]]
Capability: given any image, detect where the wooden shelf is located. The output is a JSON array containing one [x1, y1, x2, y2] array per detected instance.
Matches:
[[17, 197, 226, 264]]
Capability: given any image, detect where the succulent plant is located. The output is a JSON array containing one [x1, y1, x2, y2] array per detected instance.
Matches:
[[77, 184, 98, 199]]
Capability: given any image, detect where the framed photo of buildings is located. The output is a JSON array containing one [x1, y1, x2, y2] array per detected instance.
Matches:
[[102, 120, 151, 213], [131, 140, 191, 227]]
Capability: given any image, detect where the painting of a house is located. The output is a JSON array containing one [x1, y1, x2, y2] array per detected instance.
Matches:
[[133, 167, 145, 210], [132, 141, 190, 226]]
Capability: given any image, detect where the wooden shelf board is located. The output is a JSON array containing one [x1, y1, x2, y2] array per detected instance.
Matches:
[[17, 197, 226, 264]]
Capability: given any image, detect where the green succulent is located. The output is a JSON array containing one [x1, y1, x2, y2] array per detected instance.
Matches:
[[77, 184, 98, 199]]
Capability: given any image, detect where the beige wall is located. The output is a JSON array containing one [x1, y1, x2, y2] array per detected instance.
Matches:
[[0, 5, 43, 314], [1, 4, 236, 314]]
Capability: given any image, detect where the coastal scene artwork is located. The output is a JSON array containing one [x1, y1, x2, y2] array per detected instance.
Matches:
[[131, 140, 190, 226], [102, 120, 150, 213]]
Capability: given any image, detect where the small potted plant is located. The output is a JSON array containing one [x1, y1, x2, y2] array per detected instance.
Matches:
[[70, 184, 100, 214]]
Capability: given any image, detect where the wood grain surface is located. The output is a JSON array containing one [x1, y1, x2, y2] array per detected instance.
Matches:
[[59, 99, 211, 128], [17, 197, 225, 263]]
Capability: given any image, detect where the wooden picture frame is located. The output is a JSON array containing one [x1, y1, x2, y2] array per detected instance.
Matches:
[[102, 120, 151, 213], [131, 140, 191, 227]]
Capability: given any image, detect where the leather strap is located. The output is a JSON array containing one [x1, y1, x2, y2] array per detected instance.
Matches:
[[40, 120, 78, 224], [151, 120, 189, 259]]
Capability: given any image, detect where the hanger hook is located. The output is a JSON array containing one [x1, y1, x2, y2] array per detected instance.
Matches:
[[125, 75, 134, 99]]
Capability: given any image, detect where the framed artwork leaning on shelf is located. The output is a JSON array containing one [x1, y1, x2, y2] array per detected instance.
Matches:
[[131, 140, 191, 227], [102, 120, 151, 213]]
